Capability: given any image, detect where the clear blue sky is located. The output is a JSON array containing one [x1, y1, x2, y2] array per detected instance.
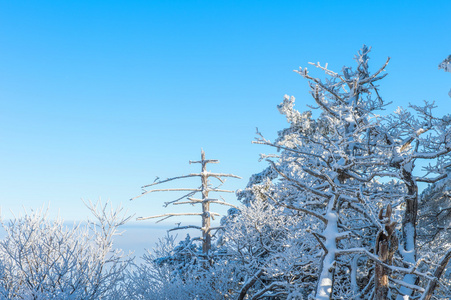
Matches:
[[0, 0, 450, 224]]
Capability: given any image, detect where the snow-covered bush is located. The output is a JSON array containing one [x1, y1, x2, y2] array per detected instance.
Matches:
[[0, 201, 131, 300], [222, 194, 320, 299], [124, 233, 243, 300], [123, 235, 187, 300]]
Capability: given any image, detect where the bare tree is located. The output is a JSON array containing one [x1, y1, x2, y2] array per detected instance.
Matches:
[[131, 149, 240, 256]]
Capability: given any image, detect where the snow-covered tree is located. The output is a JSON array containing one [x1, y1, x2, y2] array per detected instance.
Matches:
[[0, 201, 131, 300], [248, 46, 451, 299]]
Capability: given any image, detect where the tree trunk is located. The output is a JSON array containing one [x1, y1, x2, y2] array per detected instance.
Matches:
[[397, 171, 418, 300], [375, 205, 397, 300], [316, 195, 339, 300], [200, 150, 211, 255], [375, 241, 390, 300]]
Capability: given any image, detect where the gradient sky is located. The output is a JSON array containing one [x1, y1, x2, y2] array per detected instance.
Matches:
[[1, 0, 450, 229]]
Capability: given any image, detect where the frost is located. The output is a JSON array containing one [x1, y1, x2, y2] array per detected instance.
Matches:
[[439, 55, 451, 98], [439, 55, 451, 73]]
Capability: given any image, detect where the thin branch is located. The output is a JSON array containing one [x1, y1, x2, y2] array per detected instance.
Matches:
[[175, 198, 238, 208], [189, 159, 218, 164], [251, 282, 286, 300], [141, 174, 201, 188], [267, 160, 332, 199], [136, 212, 219, 222], [412, 148, 451, 159], [311, 85, 340, 119], [420, 247, 451, 300], [163, 191, 198, 207], [298, 71, 345, 104], [209, 226, 224, 231], [360, 57, 390, 84], [207, 189, 236, 193], [252, 140, 325, 160], [205, 173, 242, 179], [264, 192, 328, 224], [167, 225, 202, 232], [237, 269, 264, 300], [414, 173, 447, 183], [389, 278, 425, 293], [130, 188, 200, 201], [309, 230, 328, 254]]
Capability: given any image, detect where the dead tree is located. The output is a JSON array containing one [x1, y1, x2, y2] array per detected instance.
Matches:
[[375, 204, 398, 300], [131, 149, 240, 255]]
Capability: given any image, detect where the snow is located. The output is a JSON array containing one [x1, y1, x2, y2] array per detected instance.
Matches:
[[316, 200, 339, 300], [439, 55, 451, 73]]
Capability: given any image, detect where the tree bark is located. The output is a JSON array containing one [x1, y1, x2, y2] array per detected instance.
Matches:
[[397, 169, 418, 300], [375, 206, 397, 300], [200, 149, 211, 255]]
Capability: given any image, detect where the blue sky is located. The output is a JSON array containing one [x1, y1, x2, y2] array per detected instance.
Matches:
[[0, 0, 450, 228]]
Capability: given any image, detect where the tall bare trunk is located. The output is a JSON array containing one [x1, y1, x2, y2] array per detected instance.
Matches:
[[200, 150, 211, 255]]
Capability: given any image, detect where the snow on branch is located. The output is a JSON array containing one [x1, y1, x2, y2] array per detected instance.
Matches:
[[136, 212, 220, 222], [172, 197, 238, 208], [167, 225, 202, 232], [267, 159, 332, 199], [141, 174, 201, 188], [131, 188, 201, 201], [264, 191, 328, 224]]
